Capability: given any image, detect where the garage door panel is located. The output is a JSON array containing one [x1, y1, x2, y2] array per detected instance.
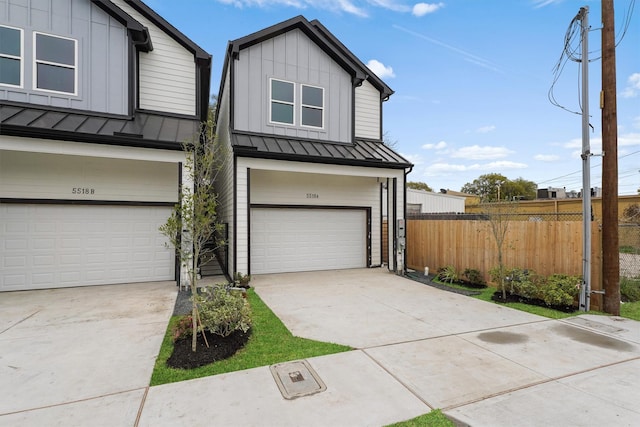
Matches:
[[251, 208, 366, 274], [0, 204, 174, 291]]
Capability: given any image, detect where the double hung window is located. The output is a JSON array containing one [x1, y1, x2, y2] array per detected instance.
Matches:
[[301, 84, 323, 128], [270, 79, 294, 125], [34, 32, 77, 94], [0, 25, 23, 87], [270, 78, 324, 129]]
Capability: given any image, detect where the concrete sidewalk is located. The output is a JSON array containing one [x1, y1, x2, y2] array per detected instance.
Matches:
[[139, 268, 640, 426], [2, 269, 639, 426]]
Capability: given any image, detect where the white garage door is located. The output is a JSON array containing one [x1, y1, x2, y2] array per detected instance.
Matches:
[[251, 208, 367, 274], [0, 204, 175, 291]]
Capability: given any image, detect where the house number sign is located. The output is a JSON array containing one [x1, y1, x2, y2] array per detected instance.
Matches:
[[306, 193, 319, 199], [72, 187, 96, 195]]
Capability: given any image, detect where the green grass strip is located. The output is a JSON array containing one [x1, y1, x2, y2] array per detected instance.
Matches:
[[386, 410, 455, 427], [150, 288, 351, 386]]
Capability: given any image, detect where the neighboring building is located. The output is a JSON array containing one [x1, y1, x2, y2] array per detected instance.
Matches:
[[0, 0, 211, 291], [214, 16, 412, 277], [406, 189, 465, 214], [537, 187, 599, 199]]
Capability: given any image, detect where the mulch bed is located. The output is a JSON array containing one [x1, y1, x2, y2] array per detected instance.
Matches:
[[405, 271, 484, 296], [491, 291, 577, 313], [167, 329, 251, 369]]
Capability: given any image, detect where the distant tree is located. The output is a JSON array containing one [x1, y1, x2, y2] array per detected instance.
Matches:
[[461, 174, 536, 202], [461, 173, 508, 202], [502, 178, 537, 201], [407, 181, 432, 192]]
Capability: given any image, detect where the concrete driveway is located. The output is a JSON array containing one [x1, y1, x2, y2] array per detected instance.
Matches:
[[140, 268, 640, 426], [0, 281, 176, 426]]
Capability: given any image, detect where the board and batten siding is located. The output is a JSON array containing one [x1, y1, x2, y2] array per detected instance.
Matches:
[[233, 29, 352, 143], [354, 80, 381, 140], [0, 151, 178, 203], [0, 0, 128, 114], [111, 0, 196, 116]]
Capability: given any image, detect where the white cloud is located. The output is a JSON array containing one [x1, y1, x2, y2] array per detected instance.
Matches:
[[633, 116, 640, 130], [476, 125, 496, 134], [412, 2, 444, 17], [621, 73, 640, 98], [367, 59, 396, 79], [422, 141, 447, 150], [532, 0, 563, 8], [534, 154, 560, 162], [450, 145, 513, 160], [368, 0, 410, 13], [423, 160, 527, 176]]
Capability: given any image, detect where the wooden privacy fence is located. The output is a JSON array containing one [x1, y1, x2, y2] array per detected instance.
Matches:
[[406, 219, 603, 309]]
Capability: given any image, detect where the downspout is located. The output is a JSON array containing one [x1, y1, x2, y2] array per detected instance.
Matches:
[[403, 165, 413, 275]]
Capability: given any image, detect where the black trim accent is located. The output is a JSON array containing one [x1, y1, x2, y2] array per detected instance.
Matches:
[[232, 154, 238, 276], [0, 198, 176, 206], [91, 0, 152, 52], [392, 177, 397, 272], [380, 182, 384, 266], [229, 52, 235, 131], [366, 208, 372, 267], [246, 167, 251, 276], [402, 170, 408, 275]]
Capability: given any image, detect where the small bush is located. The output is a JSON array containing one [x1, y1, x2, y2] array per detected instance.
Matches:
[[462, 268, 486, 286], [540, 274, 580, 307], [172, 315, 194, 342], [621, 277, 640, 302], [196, 285, 252, 337], [437, 265, 458, 284]]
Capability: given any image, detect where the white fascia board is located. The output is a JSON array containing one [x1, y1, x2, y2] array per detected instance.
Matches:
[[0, 135, 186, 163]]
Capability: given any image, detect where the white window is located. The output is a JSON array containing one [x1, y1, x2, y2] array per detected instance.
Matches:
[[270, 79, 294, 125], [33, 32, 77, 95], [301, 84, 324, 128], [0, 25, 23, 87]]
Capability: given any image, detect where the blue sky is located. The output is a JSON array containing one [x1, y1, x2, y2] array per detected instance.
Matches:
[[147, 0, 640, 195]]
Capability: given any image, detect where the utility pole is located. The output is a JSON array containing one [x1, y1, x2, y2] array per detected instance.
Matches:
[[601, 0, 620, 315], [578, 6, 592, 312]]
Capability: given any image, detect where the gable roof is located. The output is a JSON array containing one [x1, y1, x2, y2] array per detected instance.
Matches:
[[216, 15, 394, 124], [89, 1, 211, 121], [231, 131, 411, 169]]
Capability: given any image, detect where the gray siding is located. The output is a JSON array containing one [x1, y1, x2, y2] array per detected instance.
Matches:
[[233, 29, 352, 143], [0, 0, 128, 114]]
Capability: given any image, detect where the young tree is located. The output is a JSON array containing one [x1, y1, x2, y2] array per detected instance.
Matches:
[[159, 117, 226, 352], [482, 200, 519, 298]]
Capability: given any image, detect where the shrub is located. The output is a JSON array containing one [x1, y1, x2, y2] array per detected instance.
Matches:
[[234, 272, 251, 288], [462, 268, 486, 285], [437, 265, 458, 284], [172, 315, 194, 342], [196, 285, 252, 337], [621, 276, 640, 302], [540, 274, 580, 307]]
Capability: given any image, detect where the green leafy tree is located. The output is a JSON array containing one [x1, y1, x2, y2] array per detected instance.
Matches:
[[461, 174, 536, 201], [407, 181, 432, 192], [461, 173, 508, 202], [159, 116, 226, 352]]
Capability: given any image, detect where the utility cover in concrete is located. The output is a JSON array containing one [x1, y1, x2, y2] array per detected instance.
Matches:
[[269, 360, 326, 400]]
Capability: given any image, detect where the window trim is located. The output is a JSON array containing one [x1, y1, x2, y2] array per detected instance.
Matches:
[[300, 84, 324, 129], [269, 78, 295, 126], [0, 25, 24, 88], [32, 31, 78, 96]]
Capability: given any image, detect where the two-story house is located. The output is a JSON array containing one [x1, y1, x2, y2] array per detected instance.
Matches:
[[214, 16, 412, 278], [0, 0, 211, 291]]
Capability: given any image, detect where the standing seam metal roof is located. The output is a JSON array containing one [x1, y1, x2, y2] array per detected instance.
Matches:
[[231, 132, 411, 169]]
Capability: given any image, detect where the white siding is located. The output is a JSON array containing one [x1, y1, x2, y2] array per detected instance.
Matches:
[[355, 80, 381, 140], [0, 151, 178, 202], [111, 0, 196, 116], [214, 68, 235, 277]]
